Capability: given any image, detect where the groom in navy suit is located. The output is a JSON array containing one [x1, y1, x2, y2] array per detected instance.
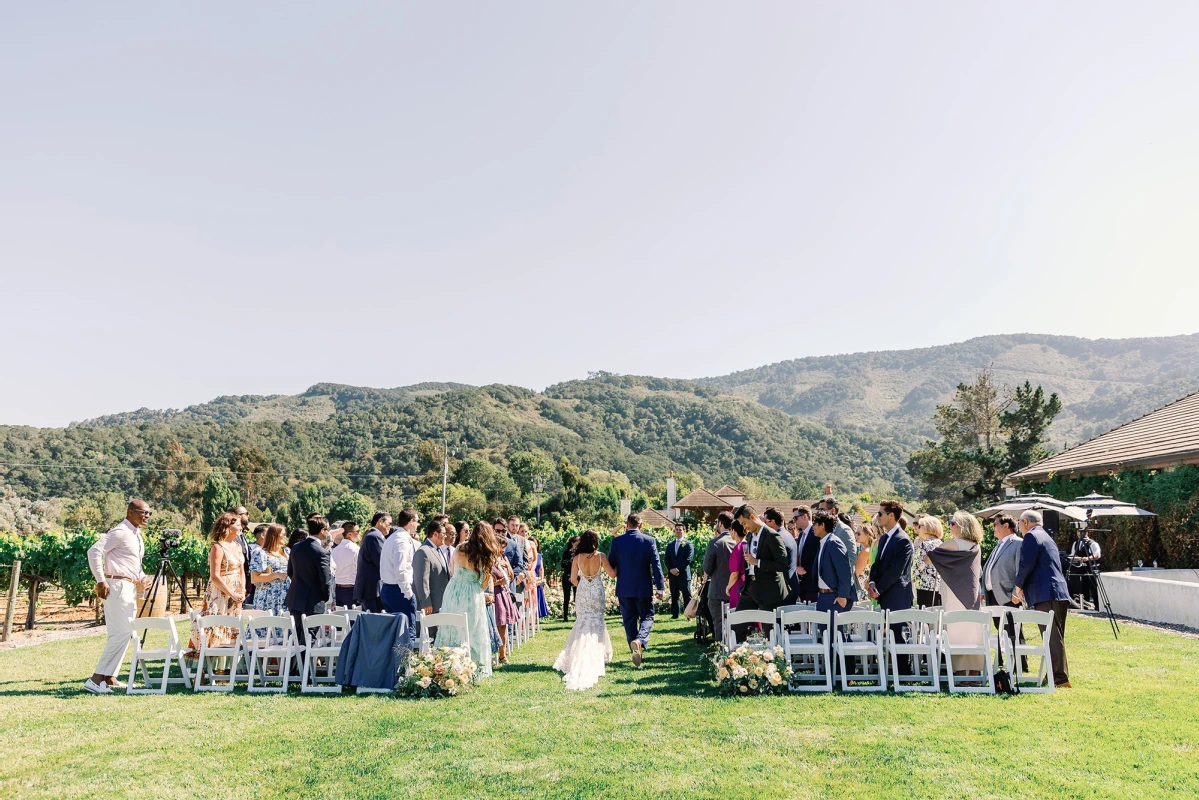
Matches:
[[607, 513, 665, 667]]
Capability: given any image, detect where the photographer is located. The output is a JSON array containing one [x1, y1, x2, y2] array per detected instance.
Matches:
[[1068, 526, 1102, 610]]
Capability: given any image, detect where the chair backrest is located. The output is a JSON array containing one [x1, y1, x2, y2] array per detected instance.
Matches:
[[940, 609, 992, 627], [726, 609, 777, 627], [419, 612, 469, 632], [776, 603, 815, 618], [984, 605, 1010, 624], [779, 609, 829, 627], [885, 609, 940, 628], [833, 609, 885, 627], [1008, 608, 1053, 629], [244, 615, 296, 648], [131, 616, 177, 634], [302, 613, 351, 646], [199, 614, 243, 631]]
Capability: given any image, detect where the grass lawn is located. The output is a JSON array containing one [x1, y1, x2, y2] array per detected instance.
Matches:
[[1, 614, 1197, 799]]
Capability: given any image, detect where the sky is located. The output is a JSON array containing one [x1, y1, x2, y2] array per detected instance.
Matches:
[[3, 3, 1199, 427]]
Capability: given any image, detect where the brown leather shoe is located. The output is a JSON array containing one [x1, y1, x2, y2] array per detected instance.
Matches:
[[1056, 681, 1072, 689]]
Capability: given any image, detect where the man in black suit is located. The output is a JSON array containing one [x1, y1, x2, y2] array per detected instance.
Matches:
[[287, 519, 334, 648], [231, 506, 255, 607], [867, 499, 915, 671], [733, 504, 789, 619], [354, 512, 390, 613], [764, 508, 800, 605], [793, 506, 820, 603], [664, 523, 695, 619]]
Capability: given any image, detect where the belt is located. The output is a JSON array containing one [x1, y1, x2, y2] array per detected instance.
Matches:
[[819, 588, 835, 594], [105, 574, 138, 585], [336, 584, 355, 588]]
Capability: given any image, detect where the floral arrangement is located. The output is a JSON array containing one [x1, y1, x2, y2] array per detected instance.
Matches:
[[711, 640, 791, 696], [396, 646, 479, 699]]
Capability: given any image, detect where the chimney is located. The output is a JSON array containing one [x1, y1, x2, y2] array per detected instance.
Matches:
[[666, 474, 677, 520]]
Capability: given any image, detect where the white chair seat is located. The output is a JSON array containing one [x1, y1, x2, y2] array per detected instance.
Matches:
[[940, 610, 995, 694], [833, 610, 887, 692], [193, 614, 245, 692]]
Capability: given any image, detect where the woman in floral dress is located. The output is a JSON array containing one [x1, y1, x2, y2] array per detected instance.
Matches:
[[186, 512, 246, 659], [250, 523, 290, 615]]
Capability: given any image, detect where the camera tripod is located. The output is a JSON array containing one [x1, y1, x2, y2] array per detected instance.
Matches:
[[136, 554, 192, 644], [1074, 563, 1119, 639]]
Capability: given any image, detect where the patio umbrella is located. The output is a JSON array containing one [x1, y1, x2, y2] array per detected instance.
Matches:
[[974, 492, 1088, 521], [1070, 492, 1156, 518]]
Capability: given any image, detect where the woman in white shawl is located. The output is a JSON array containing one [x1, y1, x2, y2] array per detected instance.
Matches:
[[925, 511, 984, 674]]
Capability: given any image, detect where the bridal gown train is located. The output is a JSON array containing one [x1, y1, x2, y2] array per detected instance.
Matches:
[[553, 570, 613, 691]]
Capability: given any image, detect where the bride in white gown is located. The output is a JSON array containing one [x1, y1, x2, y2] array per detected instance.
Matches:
[[553, 530, 615, 691]]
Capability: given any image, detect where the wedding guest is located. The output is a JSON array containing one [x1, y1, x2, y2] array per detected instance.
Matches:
[[231, 506, 254, 605], [982, 514, 1027, 672], [702, 513, 735, 645], [503, 516, 528, 593], [913, 515, 945, 607], [926, 511, 984, 674], [491, 555, 518, 664], [83, 500, 151, 694], [867, 500, 914, 670], [811, 510, 854, 616], [822, 498, 857, 554], [287, 517, 334, 648], [725, 520, 748, 610], [436, 520, 503, 677], [664, 523, 695, 619], [793, 506, 819, 603], [732, 505, 789, 614], [250, 523, 291, 615], [287, 528, 307, 551], [380, 509, 420, 648], [330, 521, 360, 608], [531, 537, 549, 618], [413, 520, 451, 619], [1011, 509, 1072, 687], [853, 522, 876, 601], [186, 512, 247, 661], [354, 512, 390, 613], [763, 508, 799, 605], [561, 535, 580, 621]]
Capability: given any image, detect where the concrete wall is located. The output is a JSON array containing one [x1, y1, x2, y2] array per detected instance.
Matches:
[[1102, 570, 1199, 629]]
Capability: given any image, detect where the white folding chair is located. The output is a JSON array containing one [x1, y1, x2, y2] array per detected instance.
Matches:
[[511, 592, 526, 648], [833, 610, 887, 692], [341, 609, 362, 624], [724, 610, 779, 649], [234, 609, 275, 681], [300, 613, 351, 693], [886, 609, 941, 692], [417, 611, 470, 656], [193, 615, 245, 692], [780, 609, 832, 692], [245, 615, 302, 693], [939, 610, 995, 694], [1009, 609, 1056, 693], [125, 617, 190, 694]]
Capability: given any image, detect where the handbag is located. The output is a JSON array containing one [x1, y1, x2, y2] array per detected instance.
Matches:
[[683, 593, 700, 620], [994, 667, 1019, 695]]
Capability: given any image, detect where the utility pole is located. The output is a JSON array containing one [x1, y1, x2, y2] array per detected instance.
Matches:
[[441, 439, 449, 515]]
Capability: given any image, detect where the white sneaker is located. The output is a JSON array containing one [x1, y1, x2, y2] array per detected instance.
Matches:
[[83, 678, 112, 695]]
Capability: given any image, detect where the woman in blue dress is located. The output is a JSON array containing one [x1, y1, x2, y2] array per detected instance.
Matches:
[[250, 524, 291, 615], [533, 539, 549, 618], [435, 521, 503, 678]]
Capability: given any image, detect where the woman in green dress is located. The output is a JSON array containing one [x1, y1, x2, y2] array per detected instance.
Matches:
[[435, 521, 503, 678]]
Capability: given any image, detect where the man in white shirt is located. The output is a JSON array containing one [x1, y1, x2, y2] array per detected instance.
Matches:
[[380, 510, 420, 647], [84, 500, 152, 694], [1069, 526, 1103, 610], [330, 521, 361, 608]]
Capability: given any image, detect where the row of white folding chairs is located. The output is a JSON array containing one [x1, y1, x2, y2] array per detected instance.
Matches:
[[509, 588, 539, 650], [124, 610, 354, 695], [722, 604, 1055, 694]]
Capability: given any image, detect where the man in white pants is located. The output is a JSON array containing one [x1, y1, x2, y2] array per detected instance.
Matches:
[[83, 500, 151, 694]]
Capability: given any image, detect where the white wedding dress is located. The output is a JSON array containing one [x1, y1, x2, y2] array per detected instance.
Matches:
[[553, 569, 613, 691]]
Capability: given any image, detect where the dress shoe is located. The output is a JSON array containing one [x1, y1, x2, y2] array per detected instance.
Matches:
[[630, 639, 643, 667], [1056, 681, 1072, 689]]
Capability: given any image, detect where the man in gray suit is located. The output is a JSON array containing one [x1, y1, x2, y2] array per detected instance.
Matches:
[[702, 512, 735, 645], [982, 514, 1025, 670], [413, 520, 451, 637]]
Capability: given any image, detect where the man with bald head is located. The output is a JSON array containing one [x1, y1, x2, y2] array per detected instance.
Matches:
[[84, 499, 152, 694]]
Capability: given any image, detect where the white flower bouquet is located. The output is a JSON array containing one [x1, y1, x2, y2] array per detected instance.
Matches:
[[711, 642, 791, 696], [396, 646, 479, 699]]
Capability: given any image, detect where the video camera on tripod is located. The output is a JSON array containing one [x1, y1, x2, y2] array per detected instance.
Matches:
[[158, 529, 183, 554], [137, 529, 191, 638]]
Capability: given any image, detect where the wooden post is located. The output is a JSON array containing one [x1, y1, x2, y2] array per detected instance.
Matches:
[[2, 560, 19, 643]]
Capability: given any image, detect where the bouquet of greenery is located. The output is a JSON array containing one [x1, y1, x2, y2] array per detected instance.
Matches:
[[712, 639, 791, 696], [396, 646, 479, 698]]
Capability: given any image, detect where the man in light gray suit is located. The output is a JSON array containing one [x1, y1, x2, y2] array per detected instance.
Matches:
[[413, 520, 451, 637], [702, 512, 735, 645], [982, 514, 1025, 670]]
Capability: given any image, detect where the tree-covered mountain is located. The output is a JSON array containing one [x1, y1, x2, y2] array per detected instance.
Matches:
[[1, 376, 914, 508], [701, 332, 1199, 448]]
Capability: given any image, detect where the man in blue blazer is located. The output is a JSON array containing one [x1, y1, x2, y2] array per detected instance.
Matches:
[[354, 512, 390, 613], [867, 500, 914, 671], [607, 513, 665, 666], [1012, 509, 1072, 687], [287, 525, 333, 647], [811, 511, 854, 616]]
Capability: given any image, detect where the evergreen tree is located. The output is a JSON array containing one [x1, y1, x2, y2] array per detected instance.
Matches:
[[200, 473, 240, 537]]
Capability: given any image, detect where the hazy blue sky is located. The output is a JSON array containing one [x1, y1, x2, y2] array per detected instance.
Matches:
[[4, 3, 1198, 427]]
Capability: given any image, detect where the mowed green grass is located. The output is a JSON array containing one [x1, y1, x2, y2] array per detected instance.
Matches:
[[1, 615, 1197, 799]]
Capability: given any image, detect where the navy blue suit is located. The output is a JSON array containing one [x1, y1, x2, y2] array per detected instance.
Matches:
[[287, 536, 332, 646], [868, 527, 914, 668], [779, 529, 800, 605], [1014, 525, 1071, 685], [354, 527, 385, 612], [796, 525, 820, 603], [814, 534, 855, 638], [504, 534, 526, 580], [664, 538, 694, 618], [608, 529, 665, 649]]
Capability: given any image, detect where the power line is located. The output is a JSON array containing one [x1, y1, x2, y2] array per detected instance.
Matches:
[[0, 461, 419, 481]]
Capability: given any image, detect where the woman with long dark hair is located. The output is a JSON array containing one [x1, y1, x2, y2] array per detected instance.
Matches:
[[552, 529, 616, 690], [435, 520, 504, 677]]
